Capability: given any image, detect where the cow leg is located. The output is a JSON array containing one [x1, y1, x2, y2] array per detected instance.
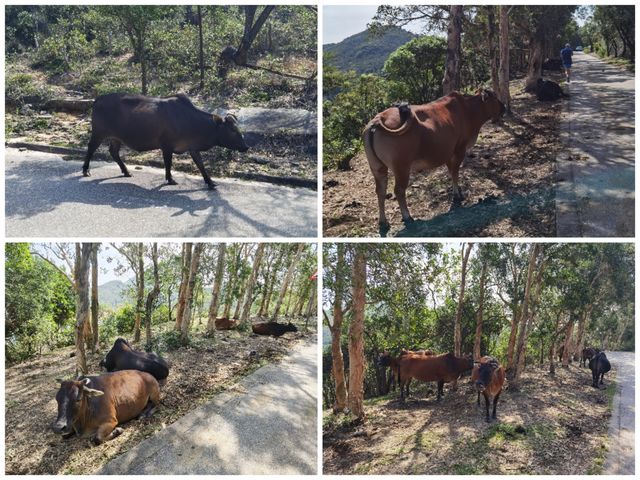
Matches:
[[483, 392, 491, 422], [492, 391, 501, 420], [91, 421, 122, 445], [83, 133, 103, 177], [448, 150, 466, 202], [108, 139, 131, 177], [436, 380, 444, 401], [162, 148, 178, 185], [371, 162, 390, 234], [393, 168, 413, 225], [476, 391, 480, 406], [140, 401, 157, 418], [189, 151, 216, 189]]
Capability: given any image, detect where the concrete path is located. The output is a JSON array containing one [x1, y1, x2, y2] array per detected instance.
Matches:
[[5, 148, 317, 237], [556, 52, 634, 237], [603, 351, 635, 475], [99, 338, 317, 475]]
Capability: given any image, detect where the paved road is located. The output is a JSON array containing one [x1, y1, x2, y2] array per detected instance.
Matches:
[[5, 149, 317, 237], [603, 351, 635, 475], [556, 52, 634, 237], [99, 338, 317, 475]]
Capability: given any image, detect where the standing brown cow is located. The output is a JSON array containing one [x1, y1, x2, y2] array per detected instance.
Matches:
[[52, 370, 160, 445], [378, 349, 435, 398], [471, 356, 506, 422], [363, 89, 505, 234], [395, 352, 474, 401]]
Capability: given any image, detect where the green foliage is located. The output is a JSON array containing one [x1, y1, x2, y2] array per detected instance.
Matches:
[[101, 304, 136, 339], [383, 36, 446, 104], [5, 71, 52, 107], [34, 24, 93, 73]]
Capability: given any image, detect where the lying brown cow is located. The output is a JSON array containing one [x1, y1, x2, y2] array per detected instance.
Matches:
[[471, 356, 505, 422], [363, 89, 505, 234], [52, 370, 160, 445], [215, 316, 239, 330], [395, 352, 473, 401], [252, 322, 297, 337]]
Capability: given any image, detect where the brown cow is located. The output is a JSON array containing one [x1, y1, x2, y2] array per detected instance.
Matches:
[[581, 347, 600, 367], [363, 89, 505, 234], [395, 352, 473, 401], [378, 349, 435, 397], [471, 356, 506, 422], [215, 316, 239, 330], [52, 370, 160, 445]]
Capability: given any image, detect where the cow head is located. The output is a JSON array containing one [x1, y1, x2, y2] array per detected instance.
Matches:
[[52, 378, 104, 435], [474, 358, 500, 393], [377, 352, 393, 367], [285, 322, 298, 333], [213, 113, 249, 153], [478, 88, 505, 121]]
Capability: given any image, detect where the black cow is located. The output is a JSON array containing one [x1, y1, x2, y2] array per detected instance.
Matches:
[[536, 78, 568, 101], [588, 351, 611, 388], [100, 338, 169, 381], [83, 93, 249, 189], [581, 347, 600, 367], [252, 322, 298, 337]]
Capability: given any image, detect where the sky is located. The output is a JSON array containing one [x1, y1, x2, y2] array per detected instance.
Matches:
[[323, 5, 590, 45]]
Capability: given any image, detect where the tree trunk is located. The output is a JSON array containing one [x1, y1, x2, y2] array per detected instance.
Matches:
[[133, 243, 144, 342], [240, 244, 266, 325], [525, 30, 544, 90], [498, 6, 511, 111], [175, 243, 193, 331], [180, 244, 204, 343], [145, 243, 160, 346], [348, 248, 366, 420], [442, 5, 463, 94], [74, 244, 92, 375], [506, 305, 519, 370], [473, 261, 488, 360], [510, 244, 541, 386], [197, 6, 205, 90], [207, 243, 227, 334], [331, 244, 348, 412], [90, 243, 99, 352], [454, 243, 473, 357], [304, 281, 316, 327], [574, 307, 590, 362], [223, 245, 243, 318], [562, 319, 574, 367], [272, 244, 305, 321], [487, 6, 500, 95]]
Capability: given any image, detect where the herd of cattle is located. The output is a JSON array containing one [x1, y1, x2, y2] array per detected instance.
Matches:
[[52, 321, 299, 445], [378, 347, 612, 423]]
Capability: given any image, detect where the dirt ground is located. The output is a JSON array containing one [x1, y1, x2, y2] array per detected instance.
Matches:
[[323, 363, 614, 475], [323, 78, 563, 237], [5, 319, 314, 475]]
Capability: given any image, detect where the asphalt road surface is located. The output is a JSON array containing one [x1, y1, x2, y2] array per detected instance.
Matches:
[[603, 351, 635, 475], [5, 148, 317, 237], [99, 337, 317, 475], [556, 52, 634, 237]]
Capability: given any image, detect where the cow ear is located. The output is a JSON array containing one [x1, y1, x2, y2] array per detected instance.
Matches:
[[212, 114, 223, 124], [82, 386, 104, 397], [55, 378, 65, 385], [481, 90, 488, 102]]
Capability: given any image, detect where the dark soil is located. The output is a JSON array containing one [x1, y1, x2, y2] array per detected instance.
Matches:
[[323, 78, 564, 237], [323, 363, 614, 475], [5, 319, 314, 475]]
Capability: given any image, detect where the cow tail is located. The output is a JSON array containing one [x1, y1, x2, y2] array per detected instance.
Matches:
[[364, 124, 382, 167]]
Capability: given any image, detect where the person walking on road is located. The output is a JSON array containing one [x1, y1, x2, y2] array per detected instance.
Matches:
[[561, 43, 573, 83]]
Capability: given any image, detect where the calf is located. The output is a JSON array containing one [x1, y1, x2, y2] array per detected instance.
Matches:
[[395, 352, 474, 401], [83, 93, 248, 189], [52, 370, 160, 445], [363, 89, 505, 234], [589, 351, 611, 388], [215, 316, 239, 330], [581, 347, 600, 367], [252, 322, 298, 337], [471, 356, 506, 422], [535, 78, 568, 101], [100, 338, 169, 381]]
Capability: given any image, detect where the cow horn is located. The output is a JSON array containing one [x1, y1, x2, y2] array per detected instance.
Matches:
[[55, 378, 65, 384], [225, 113, 238, 124]]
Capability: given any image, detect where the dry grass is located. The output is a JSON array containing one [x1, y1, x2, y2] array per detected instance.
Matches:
[[323, 362, 614, 475], [323, 78, 564, 237], [5, 321, 313, 475]]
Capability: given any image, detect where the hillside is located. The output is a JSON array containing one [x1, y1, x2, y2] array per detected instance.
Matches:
[[98, 279, 130, 308], [324, 26, 415, 74]]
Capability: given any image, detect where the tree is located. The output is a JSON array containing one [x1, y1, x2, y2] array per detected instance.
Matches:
[[179, 243, 204, 343], [442, 5, 463, 94], [454, 243, 473, 357], [74, 244, 92, 374], [272, 244, 305, 321], [206, 243, 226, 333], [486, 6, 499, 95], [473, 259, 488, 360], [144, 243, 160, 346], [498, 6, 511, 111], [113, 243, 145, 341], [90, 243, 99, 352], [348, 247, 366, 420], [197, 6, 205, 90], [240, 243, 266, 325], [175, 243, 192, 330]]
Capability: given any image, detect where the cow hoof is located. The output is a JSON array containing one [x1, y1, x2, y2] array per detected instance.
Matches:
[[123, 172, 132, 178], [485, 418, 491, 423], [207, 182, 217, 190], [379, 222, 391, 237], [83, 170, 91, 177], [90, 435, 103, 445], [167, 179, 178, 186], [402, 216, 415, 226]]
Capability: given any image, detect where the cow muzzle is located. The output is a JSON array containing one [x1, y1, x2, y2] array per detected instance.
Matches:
[[474, 381, 486, 393], [52, 419, 72, 435]]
